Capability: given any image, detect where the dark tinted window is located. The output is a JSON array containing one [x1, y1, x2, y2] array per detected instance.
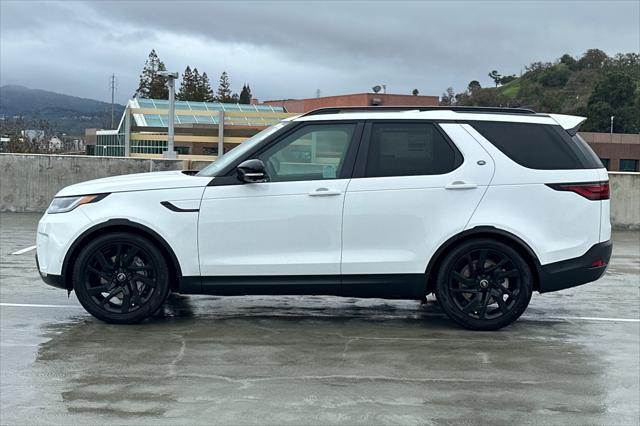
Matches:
[[364, 123, 458, 177], [470, 121, 602, 170], [620, 159, 639, 172], [571, 133, 605, 168]]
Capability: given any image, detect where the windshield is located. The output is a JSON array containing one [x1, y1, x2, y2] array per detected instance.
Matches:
[[197, 122, 291, 177]]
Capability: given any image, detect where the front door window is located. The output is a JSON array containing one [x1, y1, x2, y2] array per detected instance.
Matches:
[[258, 123, 357, 182]]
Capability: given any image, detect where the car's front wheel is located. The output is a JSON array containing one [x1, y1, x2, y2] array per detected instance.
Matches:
[[435, 239, 533, 330], [73, 232, 170, 324]]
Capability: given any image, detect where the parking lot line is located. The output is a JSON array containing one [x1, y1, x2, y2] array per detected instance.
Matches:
[[550, 316, 640, 323], [0, 303, 82, 309], [11, 245, 36, 255]]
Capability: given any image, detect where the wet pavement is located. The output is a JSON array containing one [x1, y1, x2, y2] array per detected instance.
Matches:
[[1, 213, 639, 425]]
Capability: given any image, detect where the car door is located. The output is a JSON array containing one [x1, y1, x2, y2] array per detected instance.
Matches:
[[341, 121, 495, 297], [198, 121, 362, 293]]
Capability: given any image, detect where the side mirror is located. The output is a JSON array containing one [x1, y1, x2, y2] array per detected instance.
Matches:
[[237, 159, 268, 183]]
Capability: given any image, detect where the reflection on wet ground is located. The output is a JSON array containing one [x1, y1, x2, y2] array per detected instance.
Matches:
[[1, 214, 638, 425]]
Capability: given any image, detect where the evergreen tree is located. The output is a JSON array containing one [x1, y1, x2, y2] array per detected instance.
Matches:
[[411, 88, 419, 96], [177, 66, 195, 100], [239, 84, 252, 104], [135, 49, 168, 99], [200, 72, 215, 102], [216, 71, 233, 103], [177, 68, 215, 102], [191, 68, 202, 101]]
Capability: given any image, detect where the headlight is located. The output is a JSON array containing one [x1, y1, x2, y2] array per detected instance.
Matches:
[[47, 194, 108, 214]]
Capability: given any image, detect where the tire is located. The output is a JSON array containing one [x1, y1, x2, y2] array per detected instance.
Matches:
[[435, 238, 533, 331], [73, 232, 171, 324]]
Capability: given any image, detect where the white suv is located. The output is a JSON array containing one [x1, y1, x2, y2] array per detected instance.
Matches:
[[36, 106, 612, 330]]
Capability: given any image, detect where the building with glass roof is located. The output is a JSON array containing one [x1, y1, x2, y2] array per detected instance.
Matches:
[[85, 98, 292, 158]]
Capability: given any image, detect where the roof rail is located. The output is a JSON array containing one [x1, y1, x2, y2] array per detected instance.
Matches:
[[301, 106, 537, 117]]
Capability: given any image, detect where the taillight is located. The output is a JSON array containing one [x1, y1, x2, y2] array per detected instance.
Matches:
[[546, 181, 610, 200]]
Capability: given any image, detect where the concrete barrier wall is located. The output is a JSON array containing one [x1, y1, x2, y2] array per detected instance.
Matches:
[[609, 172, 640, 230], [0, 153, 210, 213], [1, 154, 639, 229]]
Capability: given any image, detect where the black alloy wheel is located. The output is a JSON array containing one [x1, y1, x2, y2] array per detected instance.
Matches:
[[435, 239, 533, 330], [73, 232, 170, 324]]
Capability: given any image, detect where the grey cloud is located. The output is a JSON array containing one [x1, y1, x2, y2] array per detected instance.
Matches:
[[1, 0, 638, 104]]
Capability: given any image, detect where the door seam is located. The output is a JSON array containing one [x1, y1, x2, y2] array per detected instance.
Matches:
[[459, 123, 497, 230]]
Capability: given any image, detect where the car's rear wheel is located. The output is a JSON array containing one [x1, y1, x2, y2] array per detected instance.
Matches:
[[435, 239, 533, 330], [73, 232, 170, 324]]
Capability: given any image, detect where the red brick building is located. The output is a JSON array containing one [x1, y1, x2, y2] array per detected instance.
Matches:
[[262, 92, 439, 113], [580, 132, 640, 172]]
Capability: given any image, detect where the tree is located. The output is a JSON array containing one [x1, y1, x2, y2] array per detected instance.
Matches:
[[239, 84, 252, 104], [607, 53, 640, 79], [199, 72, 215, 102], [176, 67, 213, 102], [488, 70, 502, 87], [467, 88, 508, 107], [585, 71, 639, 132], [577, 49, 608, 70], [467, 80, 481, 93], [1, 116, 56, 153], [589, 71, 636, 109], [538, 64, 570, 87], [216, 71, 233, 103], [560, 53, 577, 69], [583, 101, 614, 132], [455, 91, 469, 104], [440, 87, 456, 105], [191, 68, 202, 100], [499, 74, 517, 85], [135, 49, 168, 99], [177, 66, 196, 101], [412, 88, 419, 96]]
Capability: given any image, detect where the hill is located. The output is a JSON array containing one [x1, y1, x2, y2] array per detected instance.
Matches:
[[0, 85, 125, 135], [441, 49, 640, 133]]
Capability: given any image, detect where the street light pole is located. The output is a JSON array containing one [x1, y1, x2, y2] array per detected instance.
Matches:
[[610, 115, 615, 143], [160, 71, 179, 159]]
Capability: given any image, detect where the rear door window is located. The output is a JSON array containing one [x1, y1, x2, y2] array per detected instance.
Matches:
[[469, 121, 602, 169], [363, 122, 460, 177]]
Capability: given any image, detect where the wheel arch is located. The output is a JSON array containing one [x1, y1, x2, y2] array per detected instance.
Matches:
[[425, 226, 542, 294], [61, 219, 183, 292]]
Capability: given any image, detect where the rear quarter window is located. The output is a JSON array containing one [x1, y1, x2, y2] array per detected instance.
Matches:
[[469, 121, 603, 170]]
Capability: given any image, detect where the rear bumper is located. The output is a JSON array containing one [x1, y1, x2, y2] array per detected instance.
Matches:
[[36, 254, 66, 290], [539, 240, 612, 293]]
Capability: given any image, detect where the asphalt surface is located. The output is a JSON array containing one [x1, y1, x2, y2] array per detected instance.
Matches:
[[1, 213, 639, 425]]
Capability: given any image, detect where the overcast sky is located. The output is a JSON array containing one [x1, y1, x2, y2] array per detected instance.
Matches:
[[1, 0, 638, 104]]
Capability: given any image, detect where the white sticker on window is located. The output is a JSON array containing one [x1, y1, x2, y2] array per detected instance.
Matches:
[[323, 165, 337, 178]]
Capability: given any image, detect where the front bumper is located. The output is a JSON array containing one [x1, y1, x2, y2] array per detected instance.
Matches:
[[539, 240, 613, 293], [36, 209, 91, 277], [36, 254, 66, 289]]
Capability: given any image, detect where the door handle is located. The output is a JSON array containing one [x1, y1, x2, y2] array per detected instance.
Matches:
[[445, 181, 478, 190], [308, 187, 342, 196]]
